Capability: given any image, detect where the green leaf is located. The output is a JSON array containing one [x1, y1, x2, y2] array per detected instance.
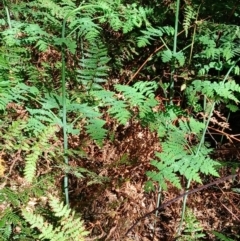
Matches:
[[161, 49, 172, 63]]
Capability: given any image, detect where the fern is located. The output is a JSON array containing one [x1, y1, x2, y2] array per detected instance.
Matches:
[[183, 5, 197, 37], [177, 208, 205, 241], [0, 188, 20, 207], [0, 208, 22, 240], [108, 100, 131, 125], [213, 231, 236, 241], [195, 24, 240, 75], [0, 183, 47, 240], [24, 125, 58, 183], [85, 118, 107, 145], [36, 0, 75, 20], [0, 79, 39, 111], [22, 195, 89, 241], [115, 81, 158, 117], [187, 79, 240, 107], [137, 26, 174, 47], [77, 40, 110, 91], [89, 82, 158, 126], [147, 110, 220, 190], [95, 1, 152, 33], [69, 17, 102, 43]]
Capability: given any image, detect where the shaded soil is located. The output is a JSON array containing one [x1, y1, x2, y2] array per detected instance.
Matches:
[[67, 120, 240, 240]]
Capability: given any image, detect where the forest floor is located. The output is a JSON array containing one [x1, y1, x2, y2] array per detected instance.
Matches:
[[65, 118, 240, 241]]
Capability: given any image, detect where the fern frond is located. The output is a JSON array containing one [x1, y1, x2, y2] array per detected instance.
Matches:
[[213, 231, 235, 241], [0, 188, 20, 206], [24, 125, 58, 183], [183, 5, 197, 37], [22, 195, 89, 241], [69, 17, 102, 43], [108, 100, 131, 125], [147, 109, 220, 190], [77, 41, 110, 91], [36, 0, 74, 20], [147, 157, 181, 190], [190, 79, 240, 103], [115, 82, 158, 120], [173, 51, 185, 66], [178, 208, 205, 240], [161, 49, 172, 63], [86, 118, 107, 145], [137, 26, 174, 47], [0, 208, 22, 241]]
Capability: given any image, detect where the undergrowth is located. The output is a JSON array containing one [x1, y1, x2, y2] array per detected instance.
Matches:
[[0, 0, 240, 240]]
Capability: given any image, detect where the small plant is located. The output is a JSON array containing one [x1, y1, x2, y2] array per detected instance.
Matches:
[[213, 231, 237, 241], [177, 208, 205, 241]]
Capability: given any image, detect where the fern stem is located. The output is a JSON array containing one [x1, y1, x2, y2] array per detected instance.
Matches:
[[169, 0, 180, 103], [61, 18, 69, 205], [3, 0, 12, 29], [177, 179, 191, 235], [173, 0, 180, 56], [153, 185, 162, 232], [61, 4, 104, 205]]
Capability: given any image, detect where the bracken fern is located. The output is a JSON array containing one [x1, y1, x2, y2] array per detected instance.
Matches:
[[22, 195, 89, 241]]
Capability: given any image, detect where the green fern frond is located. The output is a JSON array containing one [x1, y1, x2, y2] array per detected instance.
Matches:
[[0, 208, 22, 240], [24, 125, 58, 183], [147, 157, 181, 190], [108, 100, 131, 125], [69, 17, 101, 43], [178, 208, 205, 240], [22, 195, 89, 241], [0, 80, 39, 111], [27, 108, 60, 126], [161, 49, 172, 63], [77, 41, 110, 91], [0, 188, 20, 206], [161, 50, 185, 66], [174, 51, 185, 66], [137, 26, 174, 47], [90, 90, 116, 104], [85, 118, 107, 145], [84, 90, 132, 125], [147, 108, 220, 190], [213, 231, 236, 241], [183, 5, 197, 37], [133, 81, 158, 98], [190, 79, 240, 103], [115, 82, 158, 120], [68, 103, 102, 118], [37, 0, 75, 20]]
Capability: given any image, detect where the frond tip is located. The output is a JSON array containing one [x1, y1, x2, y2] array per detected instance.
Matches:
[[22, 195, 89, 241]]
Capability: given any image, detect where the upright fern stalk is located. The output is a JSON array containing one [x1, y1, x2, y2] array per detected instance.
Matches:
[[3, 0, 12, 29], [169, 0, 180, 103], [61, 16, 69, 205], [61, 4, 102, 205]]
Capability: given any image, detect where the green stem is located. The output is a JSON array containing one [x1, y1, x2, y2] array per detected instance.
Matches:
[[3, 0, 12, 29], [154, 186, 162, 227], [61, 4, 103, 205], [169, 0, 180, 104]]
